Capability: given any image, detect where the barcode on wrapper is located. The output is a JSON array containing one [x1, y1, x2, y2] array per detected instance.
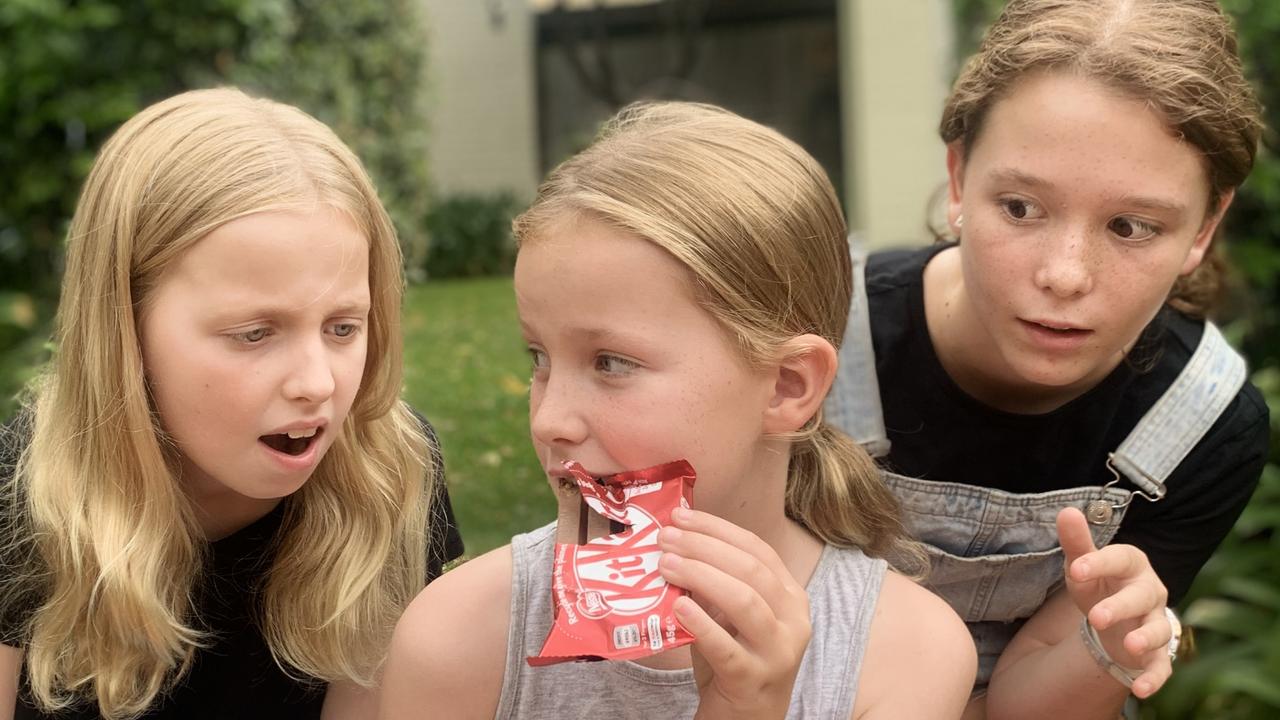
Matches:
[[647, 615, 662, 651], [613, 624, 641, 650]]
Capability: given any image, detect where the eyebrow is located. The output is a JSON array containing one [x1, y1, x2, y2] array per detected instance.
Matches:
[[987, 167, 1186, 214], [211, 299, 371, 324], [518, 321, 641, 345], [988, 167, 1053, 190]]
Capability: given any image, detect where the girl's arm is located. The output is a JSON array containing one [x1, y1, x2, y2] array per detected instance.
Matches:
[[853, 572, 976, 719], [378, 547, 512, 720], [1, 643, 20, 720], [982, 508, 1173, 720]]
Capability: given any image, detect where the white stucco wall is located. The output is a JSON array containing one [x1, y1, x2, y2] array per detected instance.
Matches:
[[421, 0, 540, 200], [839, 0, 953, 248]]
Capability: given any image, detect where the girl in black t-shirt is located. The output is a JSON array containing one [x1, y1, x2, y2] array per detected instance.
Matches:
[[0, 88, 461, 720], [827, 1, 1267, 718]]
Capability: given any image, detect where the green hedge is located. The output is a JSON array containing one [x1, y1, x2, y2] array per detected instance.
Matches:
[[422, 193, 520, 279]]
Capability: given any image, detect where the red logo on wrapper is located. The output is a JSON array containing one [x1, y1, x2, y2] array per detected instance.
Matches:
[[528, 459, 697, 666]]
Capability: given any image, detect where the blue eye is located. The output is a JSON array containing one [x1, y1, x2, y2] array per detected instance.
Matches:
[[595, 354, 638, 375], [331, 322, 359, 338], [232, 327, 270, 344]]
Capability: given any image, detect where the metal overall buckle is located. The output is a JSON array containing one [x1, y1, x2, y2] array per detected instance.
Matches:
[[1085, 455, 1168, 525]]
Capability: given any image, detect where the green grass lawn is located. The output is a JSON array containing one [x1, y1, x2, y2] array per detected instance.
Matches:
[[401, 276, 554, 556]]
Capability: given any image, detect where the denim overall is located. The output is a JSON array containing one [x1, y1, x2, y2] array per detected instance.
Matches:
[[823, 244, 1247, 690]]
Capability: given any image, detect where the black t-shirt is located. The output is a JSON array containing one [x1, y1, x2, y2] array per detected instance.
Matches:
[[0, 410, 464, 719], [868, 244, 1269, 604]]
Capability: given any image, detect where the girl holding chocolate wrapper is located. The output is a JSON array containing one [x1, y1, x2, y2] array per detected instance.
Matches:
[[381, 103, 976, 719], [824, 1, 1269, 718], [0, 88, 463, 719]]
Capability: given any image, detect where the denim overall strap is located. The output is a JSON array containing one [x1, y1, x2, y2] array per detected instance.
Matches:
[[824, 234, 891, 457], [1110, 321, 1246, 498]]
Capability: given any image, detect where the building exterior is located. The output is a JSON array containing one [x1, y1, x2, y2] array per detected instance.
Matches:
[[420, 0, 953, 248]]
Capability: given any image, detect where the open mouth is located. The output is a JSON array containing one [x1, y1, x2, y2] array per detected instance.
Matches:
[[259, 427, 322, 456]]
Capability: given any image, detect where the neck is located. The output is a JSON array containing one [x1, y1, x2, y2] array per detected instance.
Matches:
[[708, 438, 825, 585], [182, 461, 283, 541], [923, 247, 1117, 415]]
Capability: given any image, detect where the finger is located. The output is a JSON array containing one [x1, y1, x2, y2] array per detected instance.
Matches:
[[658, 523, 797, 615], [1072, 544, 1158, 586], [667, 508, 804, 595], [1123, 610, 1174, 659], [1130, 657, 1173, 699], [1089, 579, 1164, 630], [672, 595, 750, 678], [1056, 507, 1098, 570], [659, 549, 787, 652]]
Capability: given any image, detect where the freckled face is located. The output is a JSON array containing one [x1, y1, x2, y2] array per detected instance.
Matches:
[[140, 207, 370, 516], [946, 71, 1221, 401], [514, 217, 776, 518]]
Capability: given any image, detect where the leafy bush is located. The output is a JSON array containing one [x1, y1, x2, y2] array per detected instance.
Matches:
[[423, 193, 520, 279]]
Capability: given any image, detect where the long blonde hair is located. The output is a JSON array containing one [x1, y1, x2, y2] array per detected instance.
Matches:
[[942, 0, 1263, 317], [513, 102, 913, 560], [2, 88, 434, 718]]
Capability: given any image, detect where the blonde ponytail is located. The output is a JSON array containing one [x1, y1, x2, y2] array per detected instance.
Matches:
[[786, 421, 925, 574]]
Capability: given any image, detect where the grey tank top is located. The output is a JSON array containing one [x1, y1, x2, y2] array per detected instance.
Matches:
[[495, 522, 888, 719]]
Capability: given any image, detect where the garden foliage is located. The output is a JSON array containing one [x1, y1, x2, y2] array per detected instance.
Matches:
[[422, 193, 520, 279]]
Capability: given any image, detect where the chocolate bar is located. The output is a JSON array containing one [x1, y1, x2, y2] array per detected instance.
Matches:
[[530, 459, 698, 666]]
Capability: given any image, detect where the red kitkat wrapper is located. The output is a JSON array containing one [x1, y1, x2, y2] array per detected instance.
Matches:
[[528, 459, 697, 666]]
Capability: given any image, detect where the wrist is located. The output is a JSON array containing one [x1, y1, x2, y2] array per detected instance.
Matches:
[[1079, 615, 1143, 688]]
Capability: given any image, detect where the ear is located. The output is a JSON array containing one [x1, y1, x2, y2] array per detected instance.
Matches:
[[945, 141, 966, 234], [1181, 189, 1235, 275], [762, 334, 839, 434]]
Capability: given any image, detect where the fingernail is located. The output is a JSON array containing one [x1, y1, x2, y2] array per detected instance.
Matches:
[[1095, 608, 1112, 626], [1134, 681, 1149, 697], [661, 552, 683, 571], [1075, 560, 1090, 579], [658, 526, 683, 544], [672, 506, 692, 523], [673, 595, 694, 618]]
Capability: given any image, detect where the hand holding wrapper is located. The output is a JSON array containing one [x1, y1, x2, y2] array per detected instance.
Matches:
[[529, 459, 698, 665]]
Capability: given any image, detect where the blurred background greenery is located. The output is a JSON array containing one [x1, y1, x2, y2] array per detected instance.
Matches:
[[1, 1, 1277, 717]]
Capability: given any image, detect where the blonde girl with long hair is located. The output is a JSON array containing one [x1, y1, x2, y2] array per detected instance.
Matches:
[[824, 0, 1267, 717], [0, 88, 463, 720], [379, 101, 976, 720]]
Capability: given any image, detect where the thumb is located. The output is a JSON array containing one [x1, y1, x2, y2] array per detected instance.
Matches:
[[1057, 506, 1097, 571]]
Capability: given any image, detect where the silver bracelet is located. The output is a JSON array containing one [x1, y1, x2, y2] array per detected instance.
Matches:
[[1079, 615, 1143, 688]]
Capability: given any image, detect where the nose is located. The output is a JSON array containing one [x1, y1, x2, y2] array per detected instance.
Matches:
[[529, 372, 588, 448], [282, 337, 336, 404], [1033, 225, 1095, 298]]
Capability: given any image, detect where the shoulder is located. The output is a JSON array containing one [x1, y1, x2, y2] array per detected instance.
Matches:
[[400, 403, 443, 471], [0, 412, 39, 648], [1152, 313, 1269, 463], [865, 244, 951, 356], [0, 410, 33, 485], [402, 402, 466, 573], [382, 544, 513, 719], [852, 571, 975, 719], [866, 242, 950, 294]]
